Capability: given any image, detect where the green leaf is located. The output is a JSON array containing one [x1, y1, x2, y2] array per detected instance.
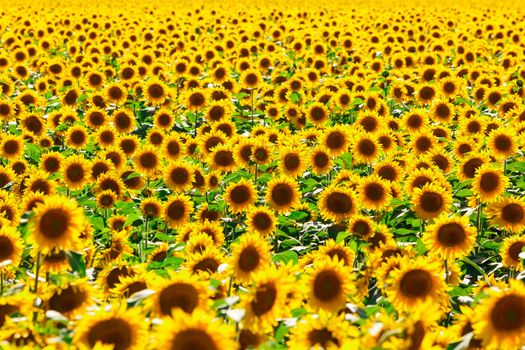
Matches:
[[272, 250, 298, 265], [65, 251, 86, 277], [289, 91, 301, 103], [274, 324, 289, 343], [336, 231, 351, 243], [76, 94, 89, 104]]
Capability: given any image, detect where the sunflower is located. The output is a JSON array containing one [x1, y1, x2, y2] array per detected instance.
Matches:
[[143, 78, 169, 106], [153, 309, 236, 350], [487, 127, 518, 161], [246, 206, 277, 237], [321, 126, 349, 156], [153, 108, 176, 130], [347, 214, 375, 240], [358, 174, 392, 211], [62, 155, 90, 190], [198, 130, 226, 155], [265, 176, 301, 213], [0, 225, 23, 270], [111, 273, 150, 299], [411, 183, 452, 220], [185, 246, 226, 277], [95, 126, 117, 148], [318, 186, 358, 222], [231, 233, 271, 283], [410, 130, 436, 155], [85, 108, 108, 129], [287, 311, 358, 350], [251, 141, 273, 165], [134, 145, 161, 178], [105, 83, 128, 105], [304, 258, 354, 312], [374, 160, 403, 183], [225, 179, 257, 213], [164, 162, 194, 193], [29, 195, 84, 253], [186, 89, 207, 110], [310, 146, 333, 175], [458, 152, 490, 181], [40, 151, 63, 174], [112, 109, 135, 133], [65, 125, 89, 150], [74, 304, 146, 350], [96, 190, 117, 210], [0, 135, 23, 160], [45, 280, 94, 318], [472, 165, 508, 202], [148, 243, 170, 263], [472, 282, 525, 350], [241, 267, 292, 332], [423, 214, 477, 260], [163, 194, 193, 228], [500, 235, 525, 268], [208, 144, 237, 173], [151, 271, 208, 316], [317, 239, 355, 267], [240, 69, 262, 89], [306, 102, 329, 125], [351, 133, 379, 164], [386, 256, 447, 312], [487, 197, 525, 233]]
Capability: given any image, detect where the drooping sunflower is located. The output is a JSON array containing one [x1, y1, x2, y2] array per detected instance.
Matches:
[[473, 165, 508, 202], [472, 282, 525, 350], [74, 304, 147, 350], [386, 256, 447, 312], [265, 176, 301, 213], [358, 174, 392, 211], [225, 179, 257, 213], [303, 258, 354, 312], [231, 233, 271, 283], [423, 214, 477, 260], [318, 186, 358, 222], [153, 309, 236, 350], [246, 206, 277, 237], [29, 195, 84, 253], [411, 183, 452, 220], [487, 197, 525, 233]]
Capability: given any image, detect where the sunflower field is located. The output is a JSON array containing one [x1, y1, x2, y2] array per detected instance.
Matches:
[[2, 0, 525, 348]]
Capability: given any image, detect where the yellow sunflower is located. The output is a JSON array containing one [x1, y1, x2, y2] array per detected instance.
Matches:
[[422, 214, 477, 260], [230, 232, 271, 283], [29, 195, 84, 253]]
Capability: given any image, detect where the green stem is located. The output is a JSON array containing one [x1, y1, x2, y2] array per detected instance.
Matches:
[[251, 89, 254, 125], [444, 259, 449, 284], [34, 253, 41, 293]]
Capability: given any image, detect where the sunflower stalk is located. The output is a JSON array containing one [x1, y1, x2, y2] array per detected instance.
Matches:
[[444, 259, 449, 284], [33, 252, 41, 293]]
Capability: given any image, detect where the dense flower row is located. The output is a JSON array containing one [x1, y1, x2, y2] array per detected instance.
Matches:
[[0, 0, 524, 349]]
